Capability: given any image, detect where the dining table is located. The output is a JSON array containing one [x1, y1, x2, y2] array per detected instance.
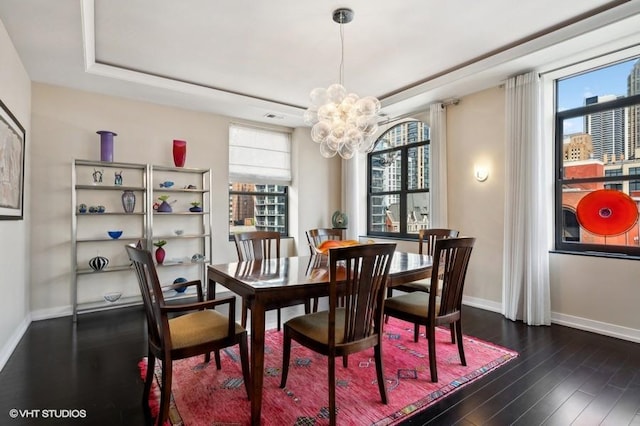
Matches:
[[207, 251, 433, 425]]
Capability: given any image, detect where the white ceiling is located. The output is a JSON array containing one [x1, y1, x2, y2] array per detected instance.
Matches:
[[1, 0, 640, 128]]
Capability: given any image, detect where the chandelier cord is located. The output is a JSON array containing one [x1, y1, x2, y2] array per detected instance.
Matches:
[[339, 18, 345, 86]]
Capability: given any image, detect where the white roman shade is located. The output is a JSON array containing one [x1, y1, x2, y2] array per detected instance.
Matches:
[[229, 124, 291, 183]]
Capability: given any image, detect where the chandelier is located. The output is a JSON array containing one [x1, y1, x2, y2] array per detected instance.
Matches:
[[303, 8, 381, 159]]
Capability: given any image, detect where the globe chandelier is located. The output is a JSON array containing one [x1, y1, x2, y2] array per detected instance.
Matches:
[[303, 8, 381, 159]]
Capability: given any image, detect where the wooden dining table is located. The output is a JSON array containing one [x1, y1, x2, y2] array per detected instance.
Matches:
[[207, 251, 433, 425]]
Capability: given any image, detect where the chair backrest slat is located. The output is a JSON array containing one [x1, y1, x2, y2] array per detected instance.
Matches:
[[234, 231, 281, 261], [125, 244, 169, 349], [428, 238, 475, 322], [418, 228, 460, 256], [328, 243, 396, 346], [306, 228, 343, 254]]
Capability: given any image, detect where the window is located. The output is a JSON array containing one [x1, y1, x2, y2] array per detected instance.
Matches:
[[228, 125, 290, 237], [555, 55, 640, 255], [367, 121, 430, 238]]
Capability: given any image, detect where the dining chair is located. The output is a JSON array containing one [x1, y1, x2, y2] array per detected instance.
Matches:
[[387, 228, 459, 341], [280, 243, 396, 426], [125, 244, 251, 426], [305, 228, 343, 311], [234, 231, 310, 331], [384, 237, 475, 383]]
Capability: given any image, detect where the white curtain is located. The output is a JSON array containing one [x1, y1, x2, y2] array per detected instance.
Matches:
[[429, 103, 448, 228], [502, 71, 551, 326]]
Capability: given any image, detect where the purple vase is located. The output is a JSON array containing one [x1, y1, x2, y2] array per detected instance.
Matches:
[[97, 130, 117, 162]]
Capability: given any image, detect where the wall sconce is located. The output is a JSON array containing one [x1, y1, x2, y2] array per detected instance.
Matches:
[[474, 165, 489, 182]]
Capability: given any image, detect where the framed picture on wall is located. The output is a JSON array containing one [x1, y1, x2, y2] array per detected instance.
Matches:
[[0, 99, 26, 220]]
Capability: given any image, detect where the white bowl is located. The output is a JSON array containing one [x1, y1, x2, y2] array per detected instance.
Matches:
[[104, 291, 122, 303]]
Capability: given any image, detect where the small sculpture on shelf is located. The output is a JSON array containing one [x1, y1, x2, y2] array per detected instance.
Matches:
[[157, 195, 174, 213], [114, 171, 123, 186], [159, 181, 174, 188], [92, 168, 103, 184], [77, 203, 88, 214], [154, 240, 167, 264], [89, 255, 109, 271], [189, 201, 203, 212]]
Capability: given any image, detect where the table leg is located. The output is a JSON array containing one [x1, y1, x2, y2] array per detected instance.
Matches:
[[206, 270, 216, 300], [250, 300, 266, 426]]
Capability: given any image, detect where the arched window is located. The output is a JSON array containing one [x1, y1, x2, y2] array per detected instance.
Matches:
[[367, 120, 430, 237]]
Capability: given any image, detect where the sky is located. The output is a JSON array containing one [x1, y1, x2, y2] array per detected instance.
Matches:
[[558, 56, 639, 134]]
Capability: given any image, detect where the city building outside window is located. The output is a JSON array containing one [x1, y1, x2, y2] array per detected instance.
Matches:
[[555, 54, 640, 255], [367, 120, 430, 238], [228, 125, 290, 237]]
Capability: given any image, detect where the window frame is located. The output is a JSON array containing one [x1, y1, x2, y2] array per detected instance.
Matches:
[[554, 87, 640, 256], [367, 121, 430, 240]]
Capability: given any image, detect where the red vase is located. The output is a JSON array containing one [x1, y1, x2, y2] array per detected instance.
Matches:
[[173, 140, 187, 167], [155, 247, 166, 264]]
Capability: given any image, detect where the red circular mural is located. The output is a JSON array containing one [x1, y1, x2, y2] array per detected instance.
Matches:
[[576, 189, 639, 236]]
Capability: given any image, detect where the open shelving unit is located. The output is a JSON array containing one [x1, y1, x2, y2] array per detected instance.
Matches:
[[71, 159, 213, 321]]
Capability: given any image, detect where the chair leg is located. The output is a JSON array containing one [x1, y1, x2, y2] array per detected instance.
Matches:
[[427, 325, 438, 383], [304, 299, 311, 314], [450, 323, 455, 343], [277, 308, 282, 332], [374, 342, 388, 404], [342, 354, 348, 368], [414, 323, 420, 342], [204, 352, 211, 363], [280, 328, 292, 388], [312, 297, 319, 313], [455, 321, 466, 366], [158, 359, 172, 426], [238, 334, 252, 400], [142, 352, 155, 408], [241, 298, 248, 328], [329, 355, 337, 426], [214, 350, 222, 370]]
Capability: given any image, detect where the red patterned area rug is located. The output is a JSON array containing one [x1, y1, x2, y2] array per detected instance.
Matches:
[[138, 318, 517, 425]]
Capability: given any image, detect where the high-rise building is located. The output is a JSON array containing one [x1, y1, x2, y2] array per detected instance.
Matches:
[[628, 59, 640, 159], [563, 133, 593, 161], [585, 95, 626, 162]]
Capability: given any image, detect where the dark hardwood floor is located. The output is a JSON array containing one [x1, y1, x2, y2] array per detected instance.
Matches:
[[1, 302, 639, 425]]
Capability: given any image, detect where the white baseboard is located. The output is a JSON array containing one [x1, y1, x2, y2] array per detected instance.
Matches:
[[0, 314, 31, 373], [30, 305, 72, 321], [551, 312, 640, 343], [463, 295, 640, 343], [462, 295, 503, 313]]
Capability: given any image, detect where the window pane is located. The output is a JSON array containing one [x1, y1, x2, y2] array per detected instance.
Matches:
[[370, 151, 402, 192], [229, 183, 287, 236], [373, 121, 429, 151], [557, 58, 639, 111], [369, 194, 400, 233], [560, 189, 640, 247], [406, 192, 430, 234], [407, 145, 429, 190]]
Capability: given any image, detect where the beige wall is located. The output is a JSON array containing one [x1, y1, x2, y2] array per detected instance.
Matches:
[[0, 19, 31, 369], [29, 83, 341, 317], [447, 87, 505, 308]]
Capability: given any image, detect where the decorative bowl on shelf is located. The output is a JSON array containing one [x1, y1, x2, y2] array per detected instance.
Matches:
[[107, 230, 123, 239], [191, 253, 205, 263], [174, 229, 184, 236], [173, 277, 188, 293], [103, 291, 122, 303]]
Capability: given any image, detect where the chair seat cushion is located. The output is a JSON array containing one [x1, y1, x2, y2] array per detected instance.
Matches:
[[169, 310, 244, 350], [284, 308, 346, 344], [385, 292, 440, 318], [401, 277, 431, 292]]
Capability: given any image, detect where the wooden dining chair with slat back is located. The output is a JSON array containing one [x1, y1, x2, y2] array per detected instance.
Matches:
[[126, 244, 251, 426], [387, 228, 459, 341], [280, 243, 396, 426], [234, 231, 310, 331], [306, 228, 343, 311], [384, 237, 475, 383]]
